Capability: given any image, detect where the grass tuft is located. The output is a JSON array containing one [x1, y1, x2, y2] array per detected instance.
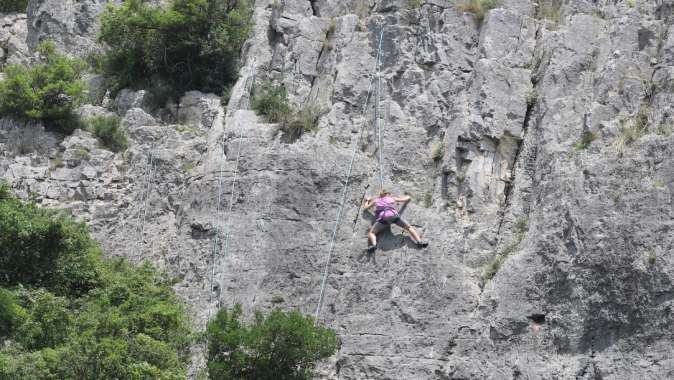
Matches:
[[574, 130, 598, 150], [457, 0, 499, 25]]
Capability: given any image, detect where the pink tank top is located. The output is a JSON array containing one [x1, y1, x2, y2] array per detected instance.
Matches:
[[374, 196, 398, 221]]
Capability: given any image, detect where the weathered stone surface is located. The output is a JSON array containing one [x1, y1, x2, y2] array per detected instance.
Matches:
[[26, 0, 111, 57], [0, 13, 29, 67], [1, 0, 674, 379]]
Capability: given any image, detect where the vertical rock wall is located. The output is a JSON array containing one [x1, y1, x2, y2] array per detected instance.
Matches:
[[1, 0, 674, 378]]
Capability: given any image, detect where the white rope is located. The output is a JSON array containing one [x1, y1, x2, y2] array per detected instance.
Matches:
[[375, 29, 385, 190], [208, 63, 255, 318], [315, 28, 386, 322], [220, 128, 244, 272], [136, 144, 156, 249], [208, 137, 226, 314]]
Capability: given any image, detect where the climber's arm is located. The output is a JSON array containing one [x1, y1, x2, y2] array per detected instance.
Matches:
[[363, 197, 374, 209], [393, 195, 411, 203]]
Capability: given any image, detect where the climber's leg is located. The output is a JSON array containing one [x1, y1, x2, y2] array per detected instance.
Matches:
[[368, 221, 387, 252], [367, 229, 377, 252], [396, 218, 428, 247]]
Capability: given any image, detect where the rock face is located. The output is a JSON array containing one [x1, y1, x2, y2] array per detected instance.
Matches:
[[26, 0, 113, 57], [0, 13, 29, 67], [2, 0, 674, 379]]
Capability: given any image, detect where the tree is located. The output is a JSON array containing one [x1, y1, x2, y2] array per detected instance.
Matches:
[[0, 0, 28, 13], [0, 41, 86, 133], [0, 184, 192, 379], [207, 305, 338, 380], [99, 0, 254, 97]]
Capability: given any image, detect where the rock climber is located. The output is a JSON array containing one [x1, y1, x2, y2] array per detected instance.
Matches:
[[363, 190, 429, 253]]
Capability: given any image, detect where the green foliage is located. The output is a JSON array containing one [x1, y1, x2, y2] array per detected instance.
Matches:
[[423, 192, 433, 208], [0, 187, 192, 379], [615, 108, 649, 155], [207, 305, 338, 380], [0, 289, 26, 337], [480, 216, 528, 288], [252, 81, 322, 141], [99, 0, 254, 97], [574, 130, 598, 150], [656, 123, 672, 137], [456, 0, 499, 25], [252, 81, 291, 124], [86, 115, 128, 152], [281, 105, 321, 141], [536, 0, 562, 25], [431, 141, 445, 162], [0, 184, 101, 295], [407, 0, 422, 8], [514, 215, 528, 242], [0, 41, 86, 133], [652, 179, 665, 189], [0, 0, 28, 12]]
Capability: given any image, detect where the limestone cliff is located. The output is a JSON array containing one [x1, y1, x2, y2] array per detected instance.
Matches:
[[1, 0, 674, 378]]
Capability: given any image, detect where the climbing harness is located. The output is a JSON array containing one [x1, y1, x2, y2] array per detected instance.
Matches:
[[315, 28, 386, 322]]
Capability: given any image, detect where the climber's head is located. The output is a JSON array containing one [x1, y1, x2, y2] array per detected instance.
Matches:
[[379, 190, 391, 198]]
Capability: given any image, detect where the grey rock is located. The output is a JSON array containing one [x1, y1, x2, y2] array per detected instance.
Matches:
[[26, 0, 110, 57], [1, 0, 674, 379], [0, 13, 29, 67]]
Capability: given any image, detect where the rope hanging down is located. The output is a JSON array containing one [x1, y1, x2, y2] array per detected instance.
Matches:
[[375, 32, 385, 191], [314, 28, 385, 322], [207, 64, 254, 318], [136, 144, 157, 250]]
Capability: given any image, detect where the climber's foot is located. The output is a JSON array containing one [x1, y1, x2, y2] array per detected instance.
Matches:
[[416, 240, 429, 248], [367, 244, 377, 253]]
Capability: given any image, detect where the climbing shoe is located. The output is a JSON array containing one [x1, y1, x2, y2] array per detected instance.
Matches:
[[367, 244, 377, 253], [416, 240, 429, 248]]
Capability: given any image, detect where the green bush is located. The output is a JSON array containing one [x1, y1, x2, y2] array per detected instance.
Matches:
[[99, 0, 254, 97], [252, 81, 291, 123], [0, 41, 86, 134], [0, 184, 101, 295], [207, 305, 338, 380], [574, 130, 597, 150], [0, 0, 28, 12], [0, 186, 192, 379], [252, 82, 322, 141], [86, 115, 128, 152], [282, 105, 321, 141]]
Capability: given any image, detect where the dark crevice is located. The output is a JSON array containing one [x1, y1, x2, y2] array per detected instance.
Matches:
[[527, 313, 546, 324], [309, 0, 319, 17], [495, 24, 545, 237]]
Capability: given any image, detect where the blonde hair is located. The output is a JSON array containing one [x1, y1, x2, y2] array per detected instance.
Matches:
[[379, 190, 391, 197]]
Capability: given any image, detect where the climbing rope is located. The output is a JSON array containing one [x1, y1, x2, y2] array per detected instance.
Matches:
[[375, 29, 385, 190], [208, 136, 227, 314], [207, 63, 254, 318], [315, 28, 386, 322], [136, 144, 156, 249]]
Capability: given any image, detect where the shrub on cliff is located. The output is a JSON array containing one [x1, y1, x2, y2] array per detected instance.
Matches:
[[251, 81, 290, 124], [207, 305, 338, 380], [86, 115, 128, 152], [0, 41, 86, 133], [0, 0, 28, 13], [252, 81, 322, 141], [99, 0, 254, 97], [0, 184, 192, 379]]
